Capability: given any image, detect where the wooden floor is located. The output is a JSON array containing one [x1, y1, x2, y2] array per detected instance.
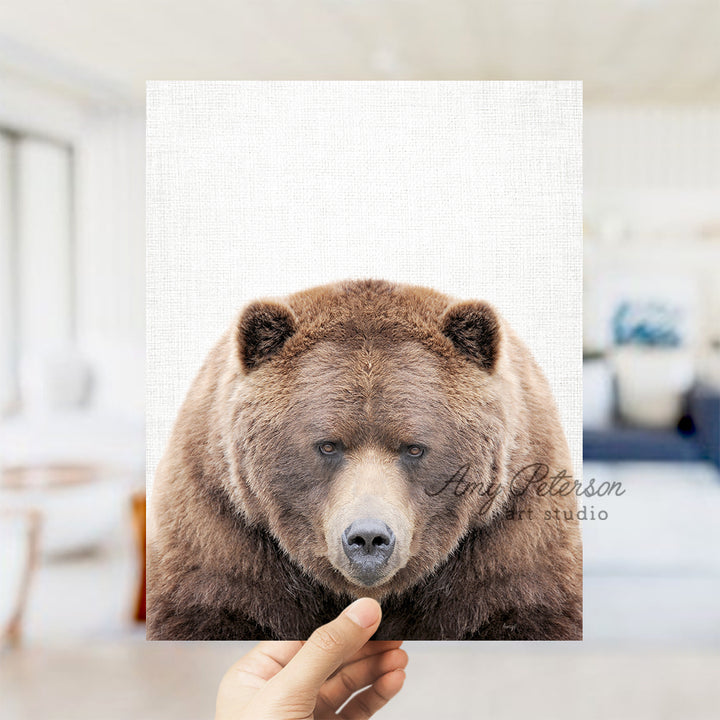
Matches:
[[3, 641, 720, 719]]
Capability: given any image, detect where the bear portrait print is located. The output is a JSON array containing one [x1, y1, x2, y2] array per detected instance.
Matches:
[[146, 81, 583, 641]]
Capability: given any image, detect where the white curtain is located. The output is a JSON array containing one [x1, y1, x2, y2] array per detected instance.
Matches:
[[16, 137, 73, 359], [0, 133, 73, 416]]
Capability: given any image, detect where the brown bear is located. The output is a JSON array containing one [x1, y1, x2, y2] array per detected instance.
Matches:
[[147, 279, 582, 640]]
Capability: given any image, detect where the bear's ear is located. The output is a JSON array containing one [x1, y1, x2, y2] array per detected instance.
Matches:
[[441, 301, 501, 372], [237, 301, 297, 372]]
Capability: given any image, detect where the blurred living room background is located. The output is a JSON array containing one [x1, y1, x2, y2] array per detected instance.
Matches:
[[1, 2, 719, 719]]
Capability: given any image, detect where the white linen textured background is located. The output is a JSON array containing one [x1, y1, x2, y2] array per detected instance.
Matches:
[[146, 80, 582, 491]]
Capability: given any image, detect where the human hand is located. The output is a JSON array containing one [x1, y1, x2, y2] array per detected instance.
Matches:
[[215, 598, 407, 719]]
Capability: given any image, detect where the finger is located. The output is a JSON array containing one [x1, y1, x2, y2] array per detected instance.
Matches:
[[326, 640, 404, 678], [233, 638, 401, 687], [251, 641, 304, 670], [265, 598, 381, 703], [216, 646, 298, 720], [315, 648, 408, 716], [225, 641, 303, 686], [338, 669, 406, 720]]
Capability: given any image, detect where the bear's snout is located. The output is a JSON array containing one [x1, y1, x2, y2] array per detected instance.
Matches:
[[321, 450, 414, 592], [342, 518, 396, 585]]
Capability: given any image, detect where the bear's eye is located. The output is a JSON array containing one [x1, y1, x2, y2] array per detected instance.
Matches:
[[318, 442, 338, 456], [406, 445, 425, 458]]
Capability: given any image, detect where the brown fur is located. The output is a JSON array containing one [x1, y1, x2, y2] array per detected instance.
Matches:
[[147, 279, 582, 640]]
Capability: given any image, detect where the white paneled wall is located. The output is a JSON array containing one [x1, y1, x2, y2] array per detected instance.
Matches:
[[586, 106, 720, 189], [0, 134, 16, 413], [585, 105, 720, 233]]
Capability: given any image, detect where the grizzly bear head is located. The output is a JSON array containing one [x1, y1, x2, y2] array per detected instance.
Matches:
[[221, 279, 527, 600]]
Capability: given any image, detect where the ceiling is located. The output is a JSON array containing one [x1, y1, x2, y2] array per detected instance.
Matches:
[[0, 0, 719, 105]]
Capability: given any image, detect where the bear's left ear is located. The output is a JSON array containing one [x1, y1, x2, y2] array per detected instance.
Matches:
[[237, 301, 297, 373], [441, 301, 501, 372]]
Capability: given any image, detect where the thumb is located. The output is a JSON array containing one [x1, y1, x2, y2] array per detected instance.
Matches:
[[266, 598, 382, 704]]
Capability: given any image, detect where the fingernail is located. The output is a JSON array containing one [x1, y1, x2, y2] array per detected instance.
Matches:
[[344, 598, 380, 628]]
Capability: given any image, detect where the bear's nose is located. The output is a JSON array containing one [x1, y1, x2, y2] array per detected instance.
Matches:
[[342, 518, 395, 584]]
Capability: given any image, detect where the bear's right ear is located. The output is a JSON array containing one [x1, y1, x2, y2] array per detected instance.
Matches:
[[441, 300, 501, 372], [237, 301, 297, 373]]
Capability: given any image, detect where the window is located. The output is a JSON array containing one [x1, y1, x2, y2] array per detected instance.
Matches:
[[0, 129, 74, 416]]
